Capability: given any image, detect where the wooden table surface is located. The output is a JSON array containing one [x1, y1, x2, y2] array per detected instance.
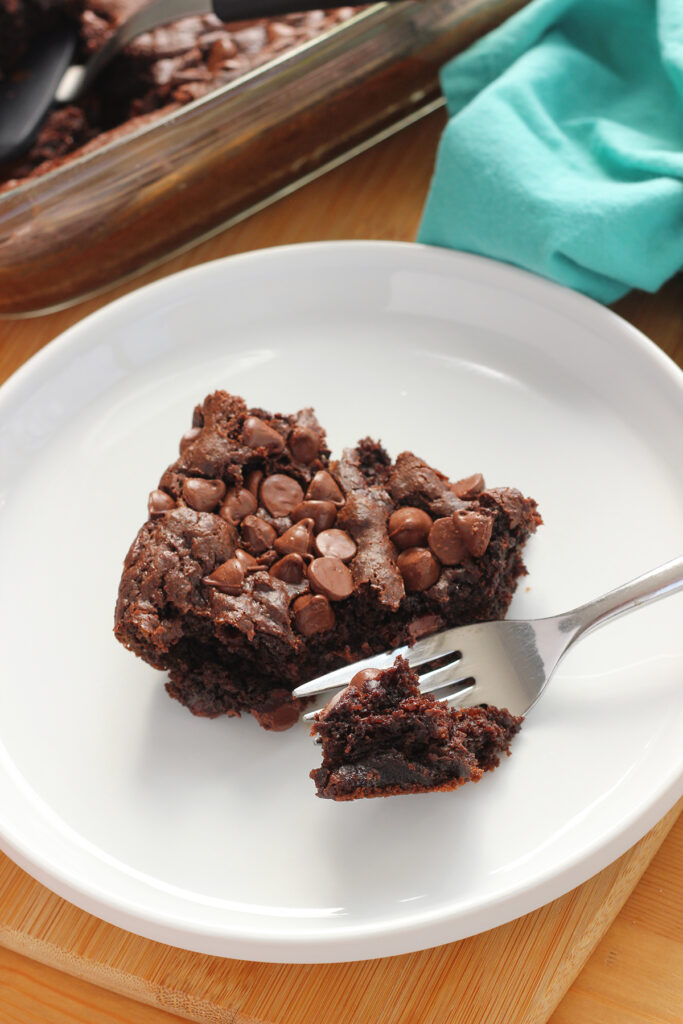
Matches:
[[0, 111, 681, 1024]]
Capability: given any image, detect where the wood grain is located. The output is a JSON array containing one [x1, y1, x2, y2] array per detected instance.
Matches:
[[549, 808, 683, 1024], [0, 110, 681, 1024]]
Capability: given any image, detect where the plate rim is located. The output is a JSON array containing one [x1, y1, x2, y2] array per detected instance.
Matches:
[[1, 240, 681, 962]]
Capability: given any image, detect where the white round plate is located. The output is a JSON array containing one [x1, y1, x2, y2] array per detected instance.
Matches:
[[0, 242, 681, 963]]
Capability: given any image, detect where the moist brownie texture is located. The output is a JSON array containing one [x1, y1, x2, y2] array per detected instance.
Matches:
[[310, 656, 523, 799], [114, 390, 541, 730], [0, 0, 357, 186]]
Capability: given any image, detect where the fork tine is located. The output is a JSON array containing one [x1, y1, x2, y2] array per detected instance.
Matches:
[[292, 623, 470, 700], [292, 644, 413, 699], [416, 661, 471, 694], [302, 676, 477, 721], [432, 680, 477, 706]]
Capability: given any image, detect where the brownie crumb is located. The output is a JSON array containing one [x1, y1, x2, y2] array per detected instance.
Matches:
[[310, 656, 522, 800]]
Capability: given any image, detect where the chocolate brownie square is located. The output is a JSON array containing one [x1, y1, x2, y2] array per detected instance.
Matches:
[[114, 390, 541, 730]]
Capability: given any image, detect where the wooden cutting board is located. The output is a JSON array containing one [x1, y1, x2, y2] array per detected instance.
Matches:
[[0, 801, 679, 1024]]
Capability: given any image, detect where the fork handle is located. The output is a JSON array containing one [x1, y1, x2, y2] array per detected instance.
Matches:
[[560, 555, 683, 641]]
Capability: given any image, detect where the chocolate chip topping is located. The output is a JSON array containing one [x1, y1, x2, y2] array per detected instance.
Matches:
[[274, 518, 315, 557], [452, 473, 485, 499], [315, 529, 357, 562], [269, 553, 307, 584], [241, 515, 277, 554], [182, 477, 227, 512], [428, 517, 466, 566], [288, 426, 320, 464], [179, 427, 202, 453], [453, 509, 493, 557], [324, 666, 382, 713], [245, 469, 263, 496], [349, 667, 383, 689], [242, 415, 285, 454], [293, 593, 335, 636], [234, 548, 259, 572], [219, 486, 257, 524], [308, 557, 354, 601], [259, 474, 304, 517], [203, 557, 245, 594], [388, 507, 433, 550], [306, 470, 345, 505], [148, 489, 176, 516], [292, 500, 337, 533], [397, 548, 440, 592]]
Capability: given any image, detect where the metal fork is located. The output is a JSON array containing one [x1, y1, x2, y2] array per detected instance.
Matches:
[[293, 557, 683, 719]]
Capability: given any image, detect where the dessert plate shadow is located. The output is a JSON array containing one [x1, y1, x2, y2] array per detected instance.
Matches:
[[0, 241, 681, 963]]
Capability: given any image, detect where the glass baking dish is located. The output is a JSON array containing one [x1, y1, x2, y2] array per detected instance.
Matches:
[[0, 0, 526, 316]]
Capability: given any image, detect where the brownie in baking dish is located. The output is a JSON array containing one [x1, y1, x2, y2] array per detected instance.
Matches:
[[310, 656, 523, 799], [114, 390, 541, 730], [0, 0, 357, 186]]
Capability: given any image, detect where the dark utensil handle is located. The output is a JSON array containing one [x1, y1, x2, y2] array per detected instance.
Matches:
[[0, 24, 78, 164], [212, 0, 386, 19]]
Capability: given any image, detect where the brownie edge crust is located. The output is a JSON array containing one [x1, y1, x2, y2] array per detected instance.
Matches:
[[114, 391, 542, 730]]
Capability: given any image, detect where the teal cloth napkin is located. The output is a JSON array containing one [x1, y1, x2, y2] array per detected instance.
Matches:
[[418, 0, 683, 302]]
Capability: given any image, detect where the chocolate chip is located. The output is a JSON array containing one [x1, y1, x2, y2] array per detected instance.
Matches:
[[306, 470, 344, 505], [388, 507, 433, 550], [397, 548, 440, 592], [292, 500, 337, 533], [453, 509, 493, 557], [241, 515, 277, 554], [203, 557, 245, 594], [323, 666, 381, 715], [207, 36, 236, 72], [315, 529, 357, 562], [242, 416, 285, 454], [234, 548, 259, 572], [267, 20, 297, 41], [349, 667, 382, 689], [274, 518, 315, 557], [259, 474, 304, 517], [245, 469, 263, 496], [293, 593, 335, 636], [288, 426, 320, 464], [269, 552, 307, 584], [219, 486, 257, 524], [452, 473, 485, 499], [148, 489, 176, 516], [233, 24, 267, 53], [428, 518, 466, 566], [308, 556, 354, 601], [182, 477, 227, 512], [179, 426, 202, 453]]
